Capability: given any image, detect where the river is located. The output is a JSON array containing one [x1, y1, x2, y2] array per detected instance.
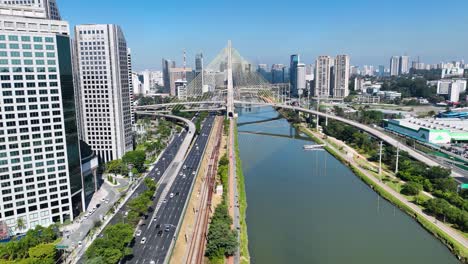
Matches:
[[237, 106, 459, 264]]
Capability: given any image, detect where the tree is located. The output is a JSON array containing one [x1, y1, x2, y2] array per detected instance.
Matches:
[[28, 243, 56, 264], [16, 218, 26, 232], [122, 150, 146, 173], [401, 182, 422, 196], [425, 166, 451, 179], [106, 160, 123, 175]]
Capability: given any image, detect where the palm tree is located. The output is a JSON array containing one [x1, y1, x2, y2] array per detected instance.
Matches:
[[16, 218, 25, 232]]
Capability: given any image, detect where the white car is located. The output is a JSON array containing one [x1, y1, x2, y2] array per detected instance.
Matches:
[[169, 193, 174, 198], [192, 171, 196, 175], [140, 237, 146, 244], [136, 230, 142, 237]]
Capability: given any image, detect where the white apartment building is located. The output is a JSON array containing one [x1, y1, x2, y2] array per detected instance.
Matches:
[[0, 0, 61, 20], [399, 56, 410, 75], [390, 56, 400, 76], [75, 24, 133, 163], [437, 79, 467, 103], [296, 63, 306, 95], [314, 56, 331, 98], [333, 55, 350, 98], [0, 3, 79, 232]]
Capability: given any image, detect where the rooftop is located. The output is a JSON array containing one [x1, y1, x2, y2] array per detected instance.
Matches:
[[395, 117, 468, 133]]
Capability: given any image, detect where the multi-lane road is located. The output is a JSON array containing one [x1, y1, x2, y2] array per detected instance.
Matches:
[[76, 114, 195, 264], [124, 115, 215, 264]]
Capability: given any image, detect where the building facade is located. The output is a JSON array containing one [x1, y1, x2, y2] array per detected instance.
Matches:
[[289, 54, 299, 97], [333, 55, 350, 98], [0, 0, 61, 20], [314, 56, 331, 98], [162, 58, 175, 94], [0, 5, 80, 231], [296, 63, 306, 95], [399, 56, 409, 75], [127, 48, 134, 125], [390, 56, 400, 76], [74, 24, 133, 163]]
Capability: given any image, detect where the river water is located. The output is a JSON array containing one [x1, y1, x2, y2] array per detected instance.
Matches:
[[237, 107, 459, 264]]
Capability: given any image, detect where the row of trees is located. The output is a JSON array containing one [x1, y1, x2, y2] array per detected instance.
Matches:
[[126, 178, 157, 225], [0, 225, 58, 263], [85, 178, 157, 263], [321, 119, 468, 232], [85, 223, 134, 264], [205, 154, 238, 261]]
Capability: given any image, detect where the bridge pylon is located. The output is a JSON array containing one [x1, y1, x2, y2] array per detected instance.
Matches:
[[226, 40, 235, 118]]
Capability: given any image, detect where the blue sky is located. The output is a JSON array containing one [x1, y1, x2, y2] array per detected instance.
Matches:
[[60, 0, 468, 71]]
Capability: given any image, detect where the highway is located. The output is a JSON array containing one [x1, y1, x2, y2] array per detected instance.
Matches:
[[234, 100, 467, 180], [124, 115, 216, 264], [76, 114, 195, 264]]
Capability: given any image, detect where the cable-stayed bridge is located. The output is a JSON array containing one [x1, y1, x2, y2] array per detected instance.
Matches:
[[135, 41, 464, 181]]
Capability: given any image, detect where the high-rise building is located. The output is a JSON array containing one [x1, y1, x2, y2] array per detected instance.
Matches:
[[75, 24, 133, 163], [296, 63, 306, 95], [0, 0, 61, 20], [290, 54, 299, 96], [333, 55, 350, 98], [162, 59, 175, 94], [315, 56, 332, 98], [378, 65, 385, 77], [399, 56, 409, 75], [0, 2, 83, 231], [127, 48, 134, 125], [390, 56, 400, 76], [271, 64, 285, 83], [195, 53, 203, 73]]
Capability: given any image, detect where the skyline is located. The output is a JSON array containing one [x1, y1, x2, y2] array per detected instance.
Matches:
[[60, 0, 468, 71]]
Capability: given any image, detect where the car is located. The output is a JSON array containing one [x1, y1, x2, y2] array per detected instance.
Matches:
[[78, 241, 82, 247], [157, 171, 161, 175], [175, 192, 180, 196], [192, 171, 196, 175], [140, 237, 146, 244], [157, 230, 163, 237], [96, 203, 101, 208], [162, 199, 167, 203], [150, 261, 156, 264], [124, 211, 128, 216], [136, 230, 142, 236], [182, 174, 186, 179], [169, 193, 174, 198], [183, 165, 186, 169], [164, 225, 171, 232], [105, 199, 109, 204], [101, 198, 106, 202], [156, 224, 161, 229], [179, 172, 183, 176]]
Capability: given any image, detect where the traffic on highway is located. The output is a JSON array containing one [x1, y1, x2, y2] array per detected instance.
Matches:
[[124, 115, 215, 264]]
